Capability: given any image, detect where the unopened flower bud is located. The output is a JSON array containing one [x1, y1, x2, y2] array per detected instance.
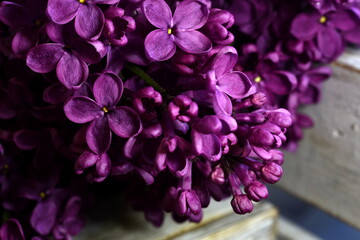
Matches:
[[245, 181, 268, 202], [231, 194, 253, 214], [261, 162, 283, 184]]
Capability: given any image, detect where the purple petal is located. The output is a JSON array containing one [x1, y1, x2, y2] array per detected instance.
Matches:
[[75, 150, 98, 174], [12, 28, 38, 56], [86, 116, 111, 154], [31, 199, 58, 235], [0, 219, 25, 240], [291, 12, 320, 41], [43, 83, 73, 104], [56, 52, 89, 89], [0, 1, 29, 27], [72, 39, 106, 64], [264, 71, 297, 95], [93, 72, 123, 108], [212, 46, 238, 77], [192, 131, 221, 161], [174, 30, 212, 54], [217, 71, 253, 99], [317, 26, 343, 60], [213, 90, 232, 115], [145, 29, 176, 61], [64, 97, 102, 123], [26, 43, 64, 73], [93, 0, 120, 3], [13, 130, 41, 150], [329, 9, 358, 31], [343, 26, 360, 45], [0, 90, 17, 119], [108, 107, 142, 138], [142, 0, 172, 29], [47, 0, 79, 24], [75, 4, 104, 40], [173, 0, 209, 30], [94, 153, 111, 180]]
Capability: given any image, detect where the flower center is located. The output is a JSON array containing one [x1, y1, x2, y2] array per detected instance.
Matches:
[[254, 76, 262, 83], [2, 164, 9, 174], [40, 192, 46, 199], [102, 107, 109, 113], [319, 16, 327, 24], [167, 28, 172, 35], [79, 0, 86, 3], [34, 19, 42, 26]]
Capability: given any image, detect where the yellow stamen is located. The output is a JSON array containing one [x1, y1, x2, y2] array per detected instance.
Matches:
[[40, 192, 46, 199], [167, 28, 172, 35], [102, 107, 109, 113], [3, 164, 9, 170], [319, 16, 327, 24], [35, 19, 42, 26], [79, 0, 86, 3], [254, 76, 262, 83]]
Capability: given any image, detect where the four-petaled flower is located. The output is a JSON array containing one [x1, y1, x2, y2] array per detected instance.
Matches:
[[142, 0, 212, 61], [64, 72, 142, 154]]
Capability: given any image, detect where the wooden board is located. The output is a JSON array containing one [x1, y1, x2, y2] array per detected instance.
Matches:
[[277, 217, 320, 240], [75, 199, 278, 240], [278, 48, 360, 229]]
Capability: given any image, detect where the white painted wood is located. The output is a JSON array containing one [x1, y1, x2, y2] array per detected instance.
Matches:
[[278, 47, 360, 229], [75, 200, 278, 240]]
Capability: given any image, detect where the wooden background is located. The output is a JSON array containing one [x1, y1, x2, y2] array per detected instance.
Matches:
[[278, 48, 360, 229]]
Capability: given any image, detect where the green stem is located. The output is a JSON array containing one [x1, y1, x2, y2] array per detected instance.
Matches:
[[125, 63, 166, 95]]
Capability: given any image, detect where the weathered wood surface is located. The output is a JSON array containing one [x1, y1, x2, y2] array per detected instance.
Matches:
[[278, 48, 360, 229], [75, 200, 278, 240]]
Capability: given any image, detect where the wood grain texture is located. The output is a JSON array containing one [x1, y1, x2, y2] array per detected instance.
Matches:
[[278, 48, 360, 229], [75, 199, 278, 240]]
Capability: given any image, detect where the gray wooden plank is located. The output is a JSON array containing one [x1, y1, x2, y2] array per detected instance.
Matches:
[[278, 48, 360, 229], [75, 200, 278, 240]]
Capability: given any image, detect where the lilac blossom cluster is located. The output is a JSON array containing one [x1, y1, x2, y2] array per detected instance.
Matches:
[[0, 0, 359, 239]]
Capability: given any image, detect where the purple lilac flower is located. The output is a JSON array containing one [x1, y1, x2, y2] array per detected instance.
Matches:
[[47, 0, 120, 40], [142, 0, 212, 61], [26, 23, 106, 89], [64, 72, 142, 154]]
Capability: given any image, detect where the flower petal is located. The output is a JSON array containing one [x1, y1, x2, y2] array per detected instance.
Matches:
[[93, 72, 123, 108], [75, 4, 104, 40], [213, 90, 232, 115], [64, 97, 101, 123], [212, 46, 238, 77], [145, 29, 176, 61], [12, 28, 38, 57], [72, 39, 106, 64], [0, 219, 25, 240], [142, 0, 172, 29], [174, 30, 212, 54], [0, 1, 30, 28], [86, 116, 111, 154], [75, 150, 98, 174], [94, 153, 111, 179], [30, 199, 58, 235], [173, 0, 209, 30], [217, 71, 253, 99], [26, 43, 64, 73], [108, 107, 142, 138], [264, 71, 297, 95], [290, 12, 320, 41], [192, 131, 221, 161], [317, 26, 343, 60], [56, 52, 89, 89], [47, 0, 79, 24]]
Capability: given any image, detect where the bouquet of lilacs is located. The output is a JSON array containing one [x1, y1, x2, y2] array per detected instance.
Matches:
[[1, 0, 360, 238]]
